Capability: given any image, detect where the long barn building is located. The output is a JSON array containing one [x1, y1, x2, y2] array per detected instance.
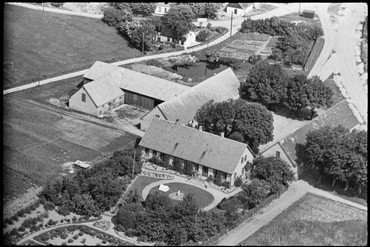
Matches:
[[69, 61, 190, 116]]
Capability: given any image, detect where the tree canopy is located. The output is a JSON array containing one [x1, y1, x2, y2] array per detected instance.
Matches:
[[161, 4, 196, 40], [194, 98, 274, 153], [182, 3, 223, 19], [304, 126, 367, 193], [103, 4, 133, 27]]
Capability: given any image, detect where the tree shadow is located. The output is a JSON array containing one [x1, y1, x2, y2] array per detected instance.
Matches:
[[295, 143, 367, 202]]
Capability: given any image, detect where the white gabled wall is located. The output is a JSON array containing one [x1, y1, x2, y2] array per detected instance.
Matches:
[[230, 147, 254, 186], [69, 87, 99, 116]]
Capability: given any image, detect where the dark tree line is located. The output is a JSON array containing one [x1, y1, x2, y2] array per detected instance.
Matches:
[[304, 126, 367, 194]]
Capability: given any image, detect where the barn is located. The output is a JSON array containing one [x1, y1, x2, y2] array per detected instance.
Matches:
[[225, 3, 259, 17], [69, 61, 190, 116]]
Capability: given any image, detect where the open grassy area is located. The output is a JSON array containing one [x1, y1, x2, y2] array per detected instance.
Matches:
[[3, 4, 142, 89], [149, 182, 214, 208], [128, 176, 163, 199], [4, 85, 138, 202], [240, 193, 367, 246]]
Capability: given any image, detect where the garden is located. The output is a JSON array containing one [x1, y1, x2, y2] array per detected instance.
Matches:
[[239, 193, 368, 246], [34, 225, 131, 246], [149, 182, 214, 208]]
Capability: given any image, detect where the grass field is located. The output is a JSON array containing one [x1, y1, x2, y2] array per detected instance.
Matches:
[[149, 182, 214, 208], [4, 85, 139, 203], [240, 193, 367, 246], [3, 4, 142, 89], [128, 176, 163, 199]]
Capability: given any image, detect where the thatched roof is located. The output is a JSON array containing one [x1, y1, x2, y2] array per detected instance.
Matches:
[[140, 118, 251, 174]]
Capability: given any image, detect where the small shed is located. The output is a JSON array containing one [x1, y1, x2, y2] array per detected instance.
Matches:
[[302, 10, 315, 19], [159, 184, 169, 192], [74, 160, 91, 169]]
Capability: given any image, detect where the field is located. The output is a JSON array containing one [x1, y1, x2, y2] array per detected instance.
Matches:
[[219, 32, 271, 60], [4, 80, 139, 203], [240, 193, 367, 246], [149, 182, 214, 208], [3, 4, 142, 89]]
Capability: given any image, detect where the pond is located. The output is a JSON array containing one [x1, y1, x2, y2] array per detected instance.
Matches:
[[171, 61, 229, 83]]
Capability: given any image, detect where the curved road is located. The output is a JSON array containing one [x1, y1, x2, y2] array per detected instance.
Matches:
[[4, 3, 300, 95]]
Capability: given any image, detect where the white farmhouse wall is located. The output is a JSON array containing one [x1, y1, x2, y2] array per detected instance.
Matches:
[[230, 147, 254, 186], [69, 87, 99, 116]]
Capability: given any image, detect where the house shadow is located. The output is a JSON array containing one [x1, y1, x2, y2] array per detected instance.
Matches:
[[295, 143, 367, 202]]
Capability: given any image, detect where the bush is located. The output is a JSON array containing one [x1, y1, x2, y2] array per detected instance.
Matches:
[[66, 218, 71, 223], [234, 177, 243, 187], [214, 174, 223, 186], [148, 156, 157, 164], [196, 29, 212, 42], [222, 181, 230, 189], [206, 175, 213, 182], [50, 2, 64, 7], [67, 238, 73, 243], [79, 231, 84, 236], [47, 219, 53, 225], [19, 226, 26, 232], [44, 201, 56, 211], [72, 216, 77, 222], [73, 234, 79, 240], [248, 54, 262, 64]]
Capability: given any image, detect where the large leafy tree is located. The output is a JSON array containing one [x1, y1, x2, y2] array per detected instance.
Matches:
[[103, 4, 133, 27], [304, 126, 367, 193], [242, 60, 289, 107], [251, 156, 295, 189], [183, 3, 223, 19], [161, 4, 195, 40], [125, 2, 156, 15], [195, 98, 274, 153]]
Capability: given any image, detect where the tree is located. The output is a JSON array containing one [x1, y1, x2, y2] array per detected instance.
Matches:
[[184, 161, 194, 176], [251, 156, 295, 190], [205, 50, 220, 63], [126, 2, 156, 15], [130, 21, 157, 51], [304, 126, 367, 192], [103, 5, 133, 28], [242, 60, 289, 107], [195, 99, 274, 153], [184, 3, 222, 19], [239, 179, 270, 209], [196, 29, 212, 42], [161, 4, 195, 41], [173, 157, 183, 173]]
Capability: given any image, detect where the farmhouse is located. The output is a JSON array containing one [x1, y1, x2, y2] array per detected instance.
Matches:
[[225, 3, 260, 16], [260, 99, 361, 177], [157, 26, 198, 49], [69, 61, 190, 116], [140, 118, 255, 187], [140, 67, 240, 131]]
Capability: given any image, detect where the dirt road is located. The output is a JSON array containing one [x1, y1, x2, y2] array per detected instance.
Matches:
[[216, 179, 367, 246]]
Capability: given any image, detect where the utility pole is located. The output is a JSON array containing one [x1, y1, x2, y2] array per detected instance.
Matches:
[[142, 32, 145, 54], [298, 3, 301, 15], [230, 11, 233, 37], [42, 2, 44, 12], [132, 149, 136, 180]]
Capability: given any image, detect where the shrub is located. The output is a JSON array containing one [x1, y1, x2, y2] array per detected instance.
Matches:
[[248, 54, 262, 64], [48, 219, 53, 225], [148, 156, 157, 164], [44, 201, 56, 211], [5, 218, 13, 225], [206, 175, 213, 182], [196, 29, 212, 42], [206, 23, 212, 29], [67, 238, 73, 243], [72, 216, 77, 222], [42, 211, 49, 219], [50, 2, 64, 7], [73, 234, 79, 240], [19, 226, 26, 232], [81, 238, 86, 244], [79, 231, 84, 236], [213, 173, 223, 186], [234, 177, 243, 187], [66, 218, 71, 223], [222, 181, 231, 189]]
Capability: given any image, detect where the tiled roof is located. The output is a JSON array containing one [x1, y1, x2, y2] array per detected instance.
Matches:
[[82, 61, 190, 105], [83, 74, 124, 107], [227, 3, 252, 9], [140, 118, 250, 174], [157, 67, 240, 123]]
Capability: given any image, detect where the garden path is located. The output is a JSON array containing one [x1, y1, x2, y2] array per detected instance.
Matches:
[[141, 174, 242, 211]]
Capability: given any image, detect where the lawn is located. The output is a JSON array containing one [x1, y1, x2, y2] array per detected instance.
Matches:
[[3, 4, 142, 89], [128, 175, 163, 199], [4, 89, 138, 203], [149, 182, 214, 208], [240, 193, 368, 246]]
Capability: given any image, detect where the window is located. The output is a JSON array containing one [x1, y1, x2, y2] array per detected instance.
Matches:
[[145, 148, 149, 155], [81, 93, 86, 102], [234, 9, 237, 14], [224, 173, 227, 180], [167, 37, 170, 42], [164, 8, 167, 13], [133, 94, 138, 101], [202, 166, 208, 175], [194, 164, 199, 171], [159, 153, 164, 160], [153, 150, 157, 156]]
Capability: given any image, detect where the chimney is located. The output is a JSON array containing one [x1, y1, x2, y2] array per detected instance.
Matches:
[[220, 132, 224, 139], [199, 126, 202, 131]]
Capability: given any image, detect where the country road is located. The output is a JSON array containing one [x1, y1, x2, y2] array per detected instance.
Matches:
[[216, 180, 367, 246]]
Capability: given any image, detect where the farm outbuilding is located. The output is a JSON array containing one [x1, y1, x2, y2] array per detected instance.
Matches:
[[225, 3, 260, 16], [302, 10, 315, 19], [140, 67, 240, 131], [69, 61, 190, 116]]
